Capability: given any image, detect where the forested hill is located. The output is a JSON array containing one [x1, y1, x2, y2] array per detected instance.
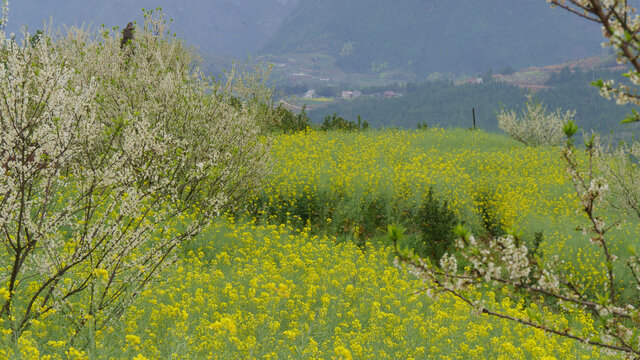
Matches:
[[259, 0, 603, 76], [306, 70, 635, 138], [5, 0, 300, 58]]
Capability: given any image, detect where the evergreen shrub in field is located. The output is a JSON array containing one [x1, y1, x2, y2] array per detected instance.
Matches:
[[321, 113, 369, 131], [413, 187, 460, 262], [274, 105, 311, 133]]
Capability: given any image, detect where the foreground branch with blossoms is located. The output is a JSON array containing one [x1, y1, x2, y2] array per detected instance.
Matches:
[[391, 122, 640, 358], [548, 0, 640, 123], [392, 2, 640, 357]]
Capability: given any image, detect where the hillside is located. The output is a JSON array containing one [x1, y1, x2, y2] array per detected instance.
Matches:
[[260, 0, 603, 76], [493, 54, 624, 89], [305, 68, 635, 138], [5, 0, 299, 57]]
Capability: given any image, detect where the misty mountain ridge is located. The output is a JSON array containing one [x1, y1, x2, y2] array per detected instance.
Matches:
[[260, 0, 605, 76], [6, 1, 607, 78]]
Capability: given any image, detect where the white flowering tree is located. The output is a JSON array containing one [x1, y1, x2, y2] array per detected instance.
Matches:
[[497, 94, 575, 147], [0, 7, 269, 343], [392, 1, 640, 358]]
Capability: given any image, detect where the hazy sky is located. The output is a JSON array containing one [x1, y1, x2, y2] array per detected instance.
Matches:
[[4, 0, 299, 57]]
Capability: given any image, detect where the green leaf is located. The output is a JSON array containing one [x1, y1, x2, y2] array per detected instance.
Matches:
[[605, 260, 614, 271], [505, 226, 522, 239], [590, 79, 604, 88], [589, 335, 602, 344], [526, 308, 541, 323], [563, 120, 579, 138], [453, 223, 469, 238], [584, 133, 595, 149], [621, 110, 640, 124], [387, 224, 405, 242], [596, 292, 610, 306]]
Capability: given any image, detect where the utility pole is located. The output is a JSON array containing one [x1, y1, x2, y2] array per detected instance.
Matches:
[[472, 108, 476, 130]]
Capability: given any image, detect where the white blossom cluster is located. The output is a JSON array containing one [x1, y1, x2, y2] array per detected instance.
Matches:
[[595, 139, 640, 219], [452, 234, 530, 285], [497, 235, 531, 280], [0, 9, 270, 337], [439, 252, 458, 275]]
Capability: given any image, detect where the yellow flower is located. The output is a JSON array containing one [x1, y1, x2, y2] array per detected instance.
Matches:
[[0, 288, 9, 301], [65, 347, 88, 360], [283, 329, 298, 340], [126, 334, 141, 348], [46, 340, 66, 348], [333, 345, 352, 360], [92, 268, 109, 283], [210, 317, 236, 335]]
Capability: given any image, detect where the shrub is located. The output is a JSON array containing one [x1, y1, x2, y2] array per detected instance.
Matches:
[[409, 188, 459, 262], [473, 188, 506, 237], [272, 105, 311, 133], [497, 95, 574, 147], [416, 121, 429, 130], [321, 113, 369, 131]]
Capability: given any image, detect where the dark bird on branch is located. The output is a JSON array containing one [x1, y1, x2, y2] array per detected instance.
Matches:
[[121, 22, 134, 49]]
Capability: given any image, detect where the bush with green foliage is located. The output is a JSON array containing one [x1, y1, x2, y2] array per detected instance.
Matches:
[[321, 113, 369, 131], [473, 189, 507, 237], [412, 188, 459, 262], [271, 105, 311, 133]]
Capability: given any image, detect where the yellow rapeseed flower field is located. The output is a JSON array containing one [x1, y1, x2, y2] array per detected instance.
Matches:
[[2, 128, 634, 358], [256, 129, 639, 297], [1, 219, 608, 358], [263, 128, 576, 227]]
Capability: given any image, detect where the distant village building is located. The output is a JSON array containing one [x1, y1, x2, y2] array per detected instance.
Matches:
[[384, 91, 396, 98], [341, 90, 362, 99], [303, 89, 316, 99], [455, 77, 484, 86]]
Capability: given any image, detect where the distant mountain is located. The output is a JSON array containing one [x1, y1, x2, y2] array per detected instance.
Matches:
[[5, 1, 610, 78], [259, 0, 605, 76], [5, 0, 299, 58]]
